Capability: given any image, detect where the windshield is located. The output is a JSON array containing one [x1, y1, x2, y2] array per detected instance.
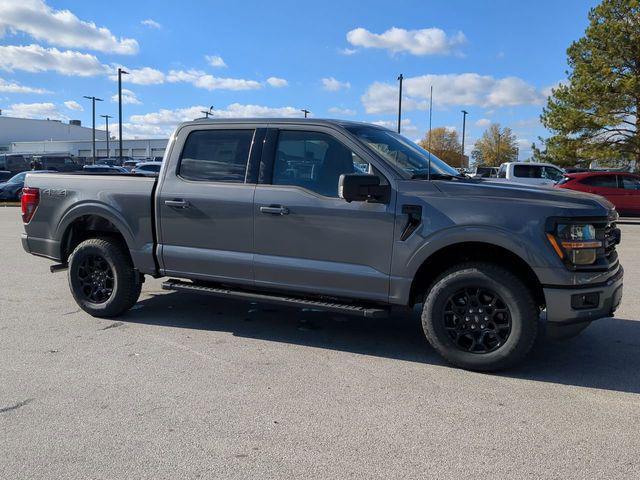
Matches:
[[8, 172, 27, 184], [345, 126, 461, 178]]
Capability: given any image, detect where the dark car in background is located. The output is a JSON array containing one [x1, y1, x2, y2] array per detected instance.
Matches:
[[0, 170, 56, 200], [34, 155, 82, 172], [0, 154, 30, 174], [82, 165, 129, 173], [556, 171, 640, 216]]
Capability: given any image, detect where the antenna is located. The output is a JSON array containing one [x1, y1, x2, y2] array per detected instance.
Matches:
[[427, 85, 433, 180]]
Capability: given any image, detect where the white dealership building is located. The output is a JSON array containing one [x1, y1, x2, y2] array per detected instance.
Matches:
[[1, 114, 168, 160]]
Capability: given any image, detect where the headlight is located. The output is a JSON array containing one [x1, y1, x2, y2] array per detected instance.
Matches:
[[546, 223, 602, 265]]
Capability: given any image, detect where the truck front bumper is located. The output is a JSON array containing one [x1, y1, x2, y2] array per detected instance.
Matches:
[[543, 266, 623, 330]]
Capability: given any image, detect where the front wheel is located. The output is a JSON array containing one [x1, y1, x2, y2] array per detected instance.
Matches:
[[68, 237, 142, 318], [422, 262, 538, 371]]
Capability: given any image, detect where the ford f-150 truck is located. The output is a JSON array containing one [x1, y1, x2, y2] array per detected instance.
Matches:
[[20, 119, 623, 371]]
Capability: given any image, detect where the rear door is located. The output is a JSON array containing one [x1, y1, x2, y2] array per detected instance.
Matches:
[[578, 174, 622, 207], [618, 174, 640, 215], [157, 124, 265, 285], [252, 125, 396, 302]]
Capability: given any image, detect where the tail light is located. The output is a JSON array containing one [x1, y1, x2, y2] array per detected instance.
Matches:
[[21, 187, 40, 223]]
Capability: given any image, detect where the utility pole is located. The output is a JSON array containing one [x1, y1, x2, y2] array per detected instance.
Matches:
[[83, 95, 103, 164], [461, 110, 468, 168], [301, 109, 310, 118], [397, 74, 403, 133], [118, 68, 128, 162], [100, 114, 112, 159]]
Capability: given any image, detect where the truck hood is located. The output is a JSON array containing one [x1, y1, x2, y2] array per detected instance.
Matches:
[[403, 178, 614, 217]]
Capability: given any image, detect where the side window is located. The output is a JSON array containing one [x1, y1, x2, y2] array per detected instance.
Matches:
[[497, 164, 507, 178], [513, 164, 542, 178], [179, 129, 254, 182], [542, 166, 564, 182], [621, 176, 640, 190], [581, 175, 617, 188], [273, 130, 373, 197]]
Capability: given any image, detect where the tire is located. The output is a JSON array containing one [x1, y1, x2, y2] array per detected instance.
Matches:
[[421, 262, 538, 371], [68, 237, 142, 318]]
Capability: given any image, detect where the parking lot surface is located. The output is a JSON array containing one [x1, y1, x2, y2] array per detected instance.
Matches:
[[1, 206, 639, 479]]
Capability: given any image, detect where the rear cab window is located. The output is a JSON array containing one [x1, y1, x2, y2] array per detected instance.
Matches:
[[178, 129, 255, 183], [513, 164, 542, 178]]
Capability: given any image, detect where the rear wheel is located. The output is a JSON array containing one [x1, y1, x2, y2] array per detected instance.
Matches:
[[68, 237, 142, 317], [422, 262, 538, 371]]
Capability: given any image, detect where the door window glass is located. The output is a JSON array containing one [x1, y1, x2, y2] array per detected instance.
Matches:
[[179, 129, 254, 182], [621, 175, 640, 190], [513, 164, 542, 178], [542, 166, 564, 181], [581, 175, 617, 188], [273, 130, 372, 197]]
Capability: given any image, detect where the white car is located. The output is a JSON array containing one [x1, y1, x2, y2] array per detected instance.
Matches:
[[496, 162, 565, 187]]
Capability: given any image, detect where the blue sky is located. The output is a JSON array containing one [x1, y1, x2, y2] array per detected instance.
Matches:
[[0, 0, 598, 159]]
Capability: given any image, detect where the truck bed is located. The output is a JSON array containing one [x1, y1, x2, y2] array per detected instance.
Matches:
[[22, 172, 158, 274]]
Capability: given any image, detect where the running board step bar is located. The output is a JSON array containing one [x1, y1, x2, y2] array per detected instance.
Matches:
[[161, 279, 389, 318]]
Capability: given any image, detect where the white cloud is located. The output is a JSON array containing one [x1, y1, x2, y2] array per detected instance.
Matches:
[[346, 27, 466, 56], [205, 55, 226, 68], [0, 44, 108, 76], [361, 73, 544, 114], [328, 106, 357, 116], [372, 118, 419, 137], [0, 0, 138, 54], [114, 66, 165, 85], [166, 69, 262, 90], [0, 77, 50, 94], [63, 100, 83, 111], [475, 118, 491, 127], [4, 101, 64, 119], [110, 88, 141, 105], [117, 103, 303, 138], [338, 48, 358, 56], [266, 76, 288, 88], [141, 19, 161, 29], [322, 77, 351, 91]]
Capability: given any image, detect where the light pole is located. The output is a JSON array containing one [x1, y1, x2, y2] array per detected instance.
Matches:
[[200, 106, 214, 118], [397, 73, 403, 133], [118, 68, 128, 162], [83, 95, 103, 163], [461, 110, 468, 167], [100, 114, 112, 159], [301, 109, 310, 118]]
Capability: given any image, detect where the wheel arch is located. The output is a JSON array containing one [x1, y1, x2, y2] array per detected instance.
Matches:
[[408, 241, 545, 308]]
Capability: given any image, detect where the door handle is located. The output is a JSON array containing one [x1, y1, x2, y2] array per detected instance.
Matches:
[[260, 205, 289, 215], [164, 199, 190, 208]]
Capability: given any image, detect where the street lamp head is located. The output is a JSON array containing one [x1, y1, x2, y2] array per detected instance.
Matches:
[[462, 110, 469, 115], [119, 68, 129, 75]]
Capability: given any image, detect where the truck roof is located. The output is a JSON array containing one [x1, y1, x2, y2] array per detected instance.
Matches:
[[177, 118, 385, 130]]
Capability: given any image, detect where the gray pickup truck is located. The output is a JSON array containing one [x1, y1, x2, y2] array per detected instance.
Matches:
[[20, 119, 623, 370]]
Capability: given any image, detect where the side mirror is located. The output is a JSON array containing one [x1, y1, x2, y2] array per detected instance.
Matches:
[[338, 173, 390, 203]]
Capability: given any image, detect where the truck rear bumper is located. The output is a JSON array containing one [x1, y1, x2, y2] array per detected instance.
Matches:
[[21, 234, 61, 261], [543, 266, 623, 327]]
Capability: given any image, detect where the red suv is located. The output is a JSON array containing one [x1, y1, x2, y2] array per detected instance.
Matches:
[[556, 171, 640, 216]]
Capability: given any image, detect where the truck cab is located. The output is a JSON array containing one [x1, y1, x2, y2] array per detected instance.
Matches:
[[497, 162, 565, 186]]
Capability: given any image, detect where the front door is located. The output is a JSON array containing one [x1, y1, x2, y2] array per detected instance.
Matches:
[[158, 125, 264, 285], [253, 127, 396, 302]]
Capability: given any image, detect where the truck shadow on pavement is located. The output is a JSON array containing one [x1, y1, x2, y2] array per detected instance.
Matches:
[[123, 290, 640, 395]]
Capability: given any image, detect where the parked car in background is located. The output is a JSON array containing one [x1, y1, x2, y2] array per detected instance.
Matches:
[[556, 172, 640, 216], [473, 166, 499, 178], [0, 154, 30, 174], [35, 155, 82, 172], [496, 162, 565, 186], [123, 160, 140, 171], [95, 158, 122, 167], [83, 165, 129, 173], [132, 161, 162, 176], [0, 170, 55, 200]]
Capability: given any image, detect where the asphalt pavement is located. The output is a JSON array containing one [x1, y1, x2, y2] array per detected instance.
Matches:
[[1, 207, 639, 479]]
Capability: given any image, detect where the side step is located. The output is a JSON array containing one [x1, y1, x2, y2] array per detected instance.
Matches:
[[161, 279, 389, 318]]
